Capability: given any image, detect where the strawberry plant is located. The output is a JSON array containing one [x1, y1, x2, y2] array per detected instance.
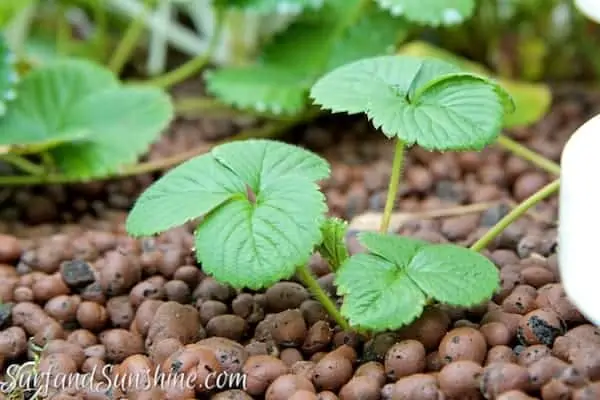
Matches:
[[125, 54, 534, 332]]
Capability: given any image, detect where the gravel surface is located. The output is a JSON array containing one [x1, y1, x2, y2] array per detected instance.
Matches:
[[0, 86, 598, 399]]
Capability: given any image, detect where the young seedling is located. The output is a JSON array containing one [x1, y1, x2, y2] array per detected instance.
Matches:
[[308, 54, 515, 330], [126, 139, 350, 329], [126, 54, 525, 334]]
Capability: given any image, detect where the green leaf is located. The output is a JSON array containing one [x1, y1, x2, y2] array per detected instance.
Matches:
[[127, 139, 330, 290], [205, 0, 408, 115], [126, 154, 245, 237], [318, 217, 350, 271], [311, 55, 514, 150], [0, 34, 18, 118], [335, 232, 499, 330], [0, 59, 116, 147], [398, 41, 551, 128], [0, 0, 32, 26], [51, 87, 174, 178], [336, 252, 427, 331], [377, 0, 475, 26], [204, 66, 310, 115], [219, 0, 324, 13], [0, 59, 174, 178], [404, 244, 500, 306]]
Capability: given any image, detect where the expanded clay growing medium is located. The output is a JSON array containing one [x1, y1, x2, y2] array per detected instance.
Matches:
[[0, 87, 599, 399]]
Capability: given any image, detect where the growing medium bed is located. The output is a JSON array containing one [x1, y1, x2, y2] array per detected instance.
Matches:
[[0, 87, 598, 400]]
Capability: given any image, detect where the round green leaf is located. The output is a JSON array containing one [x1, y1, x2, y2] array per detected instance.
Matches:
[[129, 139, 330, 290], [405, 244, 500, 306], [194, 140, 329, 290], [50, 86, 173, 178], [335, 253, 427, 330], [0, 59, 174, 178], [204, 66, 310, 115], [0, 59, 117, 148], [310, 55, 514, 150], [376, 0, 475, 26]]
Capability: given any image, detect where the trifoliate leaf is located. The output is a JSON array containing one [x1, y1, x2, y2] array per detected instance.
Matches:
[[0, 34, 18, 118], [204, 0, 408, 115], [318, 217, 349, 271], [204, 66, 310, 115], [127, 139, 330, 290], [335, 232, 500, 330], [336, 252, 427, 331], [376, 0, 475, 26], [398, 41, 551, 128], [404, 244, 500, 306], [0, 59, 174, 178], [310, 55, 514, 151]]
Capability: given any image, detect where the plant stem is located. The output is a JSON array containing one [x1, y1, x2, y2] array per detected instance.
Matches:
[[295, 264, 350, 331], [380, 138, 406, 233], [470, 178, 560, 252], [142, 8, 223, 89], [0, 154, 44, 176], [108, 0, 151, 75], [496, 134, 561, 175], [56, 4, 71, 56]]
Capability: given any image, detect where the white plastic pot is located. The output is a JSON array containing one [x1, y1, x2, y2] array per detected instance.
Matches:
[[558, 112, 600, 325], [574, 0, 600, 23]]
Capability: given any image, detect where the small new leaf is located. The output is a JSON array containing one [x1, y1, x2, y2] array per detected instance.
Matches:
[[335, 232, 499, 330], [0, 34, 18, 118], [311, 55, 514, 151], [376, 0, 475, 26], [317, 217, 349, 271], [127, 139, 330, 291]]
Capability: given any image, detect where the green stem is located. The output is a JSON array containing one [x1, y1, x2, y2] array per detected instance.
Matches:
[[380, 138, 406, 233], [0, 154, 44, 176], [56, 4, 71, 56], [295, 264, 350, 331], [91, 0, 108, 61], [108, 0, 151, 75], [470, 178, 560, 252], [142, 8, 223, 89], [496, 134, 561, 175]]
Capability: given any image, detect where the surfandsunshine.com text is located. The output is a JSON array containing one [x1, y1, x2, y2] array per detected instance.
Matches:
[[0, 362, 248, 397]]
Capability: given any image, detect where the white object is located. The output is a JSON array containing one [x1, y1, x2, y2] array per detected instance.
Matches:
[[559, 112, 600, 325], [574, 0, 600, 23]]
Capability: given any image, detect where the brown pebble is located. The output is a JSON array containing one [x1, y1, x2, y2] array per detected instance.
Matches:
[[480, 322, 511, 346], [481, 362, 530, 398], [0, 234, 21, 263], [541, 379, 571, 400], [313, 352, 353, 392], [439, 327, 488, 365], [384, 340, 426, 380], [266, 374, 315, 400], [272, 309, 307, 347], [518, 309, 565, 346], [513, 172, 547, 202], [338, 376, 380, 400], [438, 360, 482, 399]]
